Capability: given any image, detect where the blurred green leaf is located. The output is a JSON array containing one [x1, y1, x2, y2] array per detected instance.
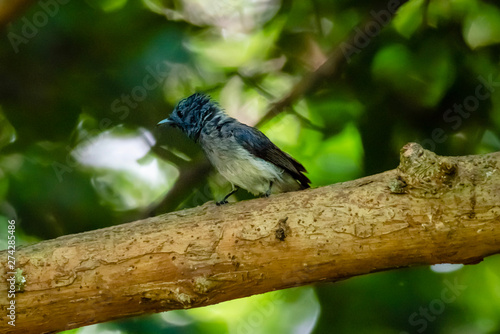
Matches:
[[0, 109, 16, 150], [393, 0, 424, 39], [371, 39, 454, 107], [309, 123, 364, 184], [85, 0, 128, 12], [463, 2, 500, 49], [190, 18, 285, 69]]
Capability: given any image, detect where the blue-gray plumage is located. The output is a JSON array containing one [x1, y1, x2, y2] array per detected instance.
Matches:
[[158, 93, 311, 205]]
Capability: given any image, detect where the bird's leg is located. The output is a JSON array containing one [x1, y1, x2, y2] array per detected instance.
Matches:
[[217, 186, 239, 206], [264, 181, 273, 198]]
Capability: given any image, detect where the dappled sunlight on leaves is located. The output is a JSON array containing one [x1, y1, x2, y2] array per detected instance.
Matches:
[[1, 0, 499, 332], [75, 127, 178, 211]]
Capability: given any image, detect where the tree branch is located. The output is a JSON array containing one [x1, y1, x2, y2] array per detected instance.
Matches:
[[1, 143, 499, 333]]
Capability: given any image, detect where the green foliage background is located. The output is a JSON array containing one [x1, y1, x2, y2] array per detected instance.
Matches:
[[1, 0, 500, 333]]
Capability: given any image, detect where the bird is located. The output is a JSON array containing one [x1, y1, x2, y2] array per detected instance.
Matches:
[[157, 93, 310, 205]]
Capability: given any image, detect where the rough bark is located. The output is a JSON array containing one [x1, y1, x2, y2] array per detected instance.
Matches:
[[1, 143, 500, 334]]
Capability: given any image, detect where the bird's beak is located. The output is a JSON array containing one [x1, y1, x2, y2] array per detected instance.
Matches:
[[157, 118, 174, 126]]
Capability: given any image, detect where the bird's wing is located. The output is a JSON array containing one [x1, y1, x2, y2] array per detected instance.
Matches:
[[232, 123, 311, 188]]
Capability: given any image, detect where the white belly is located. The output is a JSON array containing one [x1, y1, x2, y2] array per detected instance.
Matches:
[[201, 136, 299, 195]]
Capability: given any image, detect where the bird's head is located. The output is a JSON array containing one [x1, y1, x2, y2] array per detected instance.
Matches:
[[158, 93, 219, 141]]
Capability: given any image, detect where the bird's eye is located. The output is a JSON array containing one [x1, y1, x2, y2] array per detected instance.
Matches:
[[177, 109, 185, 118]]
